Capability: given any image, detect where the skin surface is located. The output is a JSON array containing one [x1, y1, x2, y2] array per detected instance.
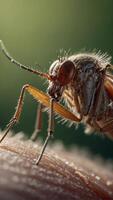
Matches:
[[0, 132, 113, 200]]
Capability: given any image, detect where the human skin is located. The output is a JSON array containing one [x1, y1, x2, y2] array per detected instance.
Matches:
[[0, 132, 113, 200]]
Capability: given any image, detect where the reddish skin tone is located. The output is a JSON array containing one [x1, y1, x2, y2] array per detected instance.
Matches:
[[0, 133, 113, 200]]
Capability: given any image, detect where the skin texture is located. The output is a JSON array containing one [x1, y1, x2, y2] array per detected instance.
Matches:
[[0, 132, 113, 200]]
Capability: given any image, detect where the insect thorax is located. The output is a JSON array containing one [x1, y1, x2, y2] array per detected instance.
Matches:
[[65, 53, 111, 118]]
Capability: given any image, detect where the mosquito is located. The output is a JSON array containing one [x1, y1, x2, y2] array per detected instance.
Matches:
[[0, 40, 113, 165]]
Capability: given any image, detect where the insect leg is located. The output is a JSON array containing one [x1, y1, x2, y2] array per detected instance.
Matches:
[[0, 84, 29, 143], [36, 98, 54, 165], [0, 84, 81, 143], [31, 103, 43, 141], [0, 84, 82, 165]]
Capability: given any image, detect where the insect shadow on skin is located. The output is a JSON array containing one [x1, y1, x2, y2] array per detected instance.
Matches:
[[0, 40, 113, 165]]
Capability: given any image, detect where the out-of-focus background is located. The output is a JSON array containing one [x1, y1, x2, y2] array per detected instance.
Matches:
[[0, 0, 113, 160]]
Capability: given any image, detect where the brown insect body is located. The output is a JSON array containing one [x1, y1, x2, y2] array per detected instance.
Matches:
[[48, 53, 113, 138], [1, 40, 113, 164]]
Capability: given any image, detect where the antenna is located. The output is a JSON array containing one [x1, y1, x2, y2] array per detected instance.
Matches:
[[0, 40, 51, 80]]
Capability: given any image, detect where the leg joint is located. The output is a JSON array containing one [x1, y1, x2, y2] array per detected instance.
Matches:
[[22, 84, 29, 90]]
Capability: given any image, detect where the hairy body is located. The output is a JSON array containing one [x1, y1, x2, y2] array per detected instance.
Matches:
[[49, 53, 113, 138], [1, 40, 113, 163]]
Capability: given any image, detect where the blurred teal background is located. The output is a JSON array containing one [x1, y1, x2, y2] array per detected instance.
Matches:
[[0, 0, 113, 159]]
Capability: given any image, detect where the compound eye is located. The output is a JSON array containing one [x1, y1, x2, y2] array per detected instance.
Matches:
[[58, 60, 75, 85]]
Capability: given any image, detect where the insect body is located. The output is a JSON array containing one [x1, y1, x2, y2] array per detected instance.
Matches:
[[0, 40, 113, 165], [48, 54, 113, 138]]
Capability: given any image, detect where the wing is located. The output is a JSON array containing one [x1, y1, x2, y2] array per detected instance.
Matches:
[[27, 85, 81, 122]]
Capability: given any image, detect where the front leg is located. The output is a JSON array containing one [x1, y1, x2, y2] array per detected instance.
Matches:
[[0, 84, 82, 165], [0, 84, 29, 143]]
